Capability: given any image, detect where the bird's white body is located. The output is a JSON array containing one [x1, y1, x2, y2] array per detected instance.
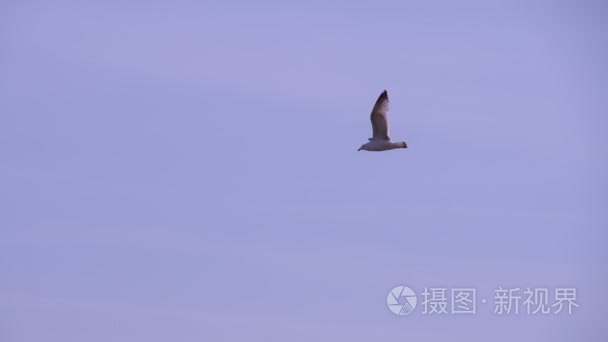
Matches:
[[358, 90, 407, 152], [360, 139, 406, 151]]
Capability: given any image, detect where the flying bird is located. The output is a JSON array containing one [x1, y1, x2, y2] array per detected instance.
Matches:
[[358, 90, 408, 152]]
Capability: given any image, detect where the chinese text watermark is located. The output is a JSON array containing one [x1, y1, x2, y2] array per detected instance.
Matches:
[[386, 286, 578, 316]]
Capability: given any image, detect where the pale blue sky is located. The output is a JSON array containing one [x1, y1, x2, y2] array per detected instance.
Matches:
[[1, 0, 607, 341]]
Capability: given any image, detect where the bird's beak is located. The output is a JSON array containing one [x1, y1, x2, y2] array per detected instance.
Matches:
[[357, 147, 362, 151]]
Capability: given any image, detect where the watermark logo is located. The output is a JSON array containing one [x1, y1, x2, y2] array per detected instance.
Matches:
[[387, 285, 418, 315], [386, 285, 578, 316]]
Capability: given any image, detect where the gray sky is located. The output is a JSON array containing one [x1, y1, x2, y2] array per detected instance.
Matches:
[[1, 0, 607, 341]]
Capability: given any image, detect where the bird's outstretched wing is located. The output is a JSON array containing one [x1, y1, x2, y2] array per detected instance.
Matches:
[[370, 90, 390, 140]]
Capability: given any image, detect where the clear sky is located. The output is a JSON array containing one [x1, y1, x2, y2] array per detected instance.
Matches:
[[1, 0, 607, 341]]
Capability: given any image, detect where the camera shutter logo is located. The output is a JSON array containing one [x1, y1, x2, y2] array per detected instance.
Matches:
[[387, 286, 417, 315]]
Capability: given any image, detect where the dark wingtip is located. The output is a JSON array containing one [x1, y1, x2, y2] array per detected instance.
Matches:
[[378, 90, 388, 102]]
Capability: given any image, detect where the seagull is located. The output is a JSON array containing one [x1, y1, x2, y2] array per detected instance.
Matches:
[[358, 90, 408, 152]]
